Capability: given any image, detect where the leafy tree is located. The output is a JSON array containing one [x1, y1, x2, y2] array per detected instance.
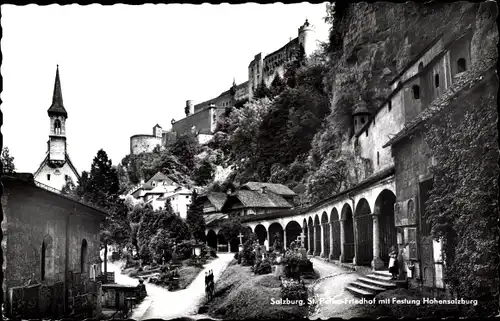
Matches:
[[185, 191, 206, 241], [61, 175, 76, 195], [218, 217, 252, 243], [269, 73, 286, 97], [1, 147, 15, 175], [171, 133, 200, 172], [194, 160, 214, 186], [253, 79, 272, 99], [424, 87, 498, 316]]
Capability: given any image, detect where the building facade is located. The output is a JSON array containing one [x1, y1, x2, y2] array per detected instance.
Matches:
[[130, 124, 177, 155], [2, 173, 106, 319], [34, 66, 80, 191]]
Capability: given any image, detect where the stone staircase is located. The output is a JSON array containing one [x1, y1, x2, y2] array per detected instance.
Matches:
[[345, 270, 397, 298]]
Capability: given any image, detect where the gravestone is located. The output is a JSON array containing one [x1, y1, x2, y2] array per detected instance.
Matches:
[[298, 247, 308, 259]]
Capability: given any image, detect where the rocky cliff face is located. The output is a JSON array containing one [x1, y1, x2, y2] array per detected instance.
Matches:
[[325, 2, 493, 134]]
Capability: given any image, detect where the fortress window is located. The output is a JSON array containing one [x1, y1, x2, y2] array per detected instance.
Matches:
[[457, 58, 467, 73], [354, 119, 357, 125], [434, 74, 440, 88], [388, 100, 392, 111], [47, 174, 51, 181], [377, 151, 380, 166], [361, 117, 365, 124], [412, 85, 421, 100], [366, 129, 368, 137], [65, 175, 69, 181]]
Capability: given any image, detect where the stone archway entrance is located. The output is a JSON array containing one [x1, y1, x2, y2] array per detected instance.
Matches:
[[217, 233, 228, 253], [330, 209, 341, 260], [321, 212, 330, 258], [254, 224, 267, 245], [285, 221, 302, 249], [314, 215, 321, 256], [269, 223, 284, 252], [206, 230, 217, 249], [355, 198, 373, 266], [342, 204, 355, 263], [374, 189, 397, 265], [308, 217, 314, 255]]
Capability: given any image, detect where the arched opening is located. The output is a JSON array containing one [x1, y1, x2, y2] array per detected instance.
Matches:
[[412, 85, 420, 100], [269, 223, 284, 252], [308, 217, 314, 255], [457, 58, 467, 73], [321, 212, 330, 258], [81, 239, 88, 274], [229, 238, 239, 253], [217, 233, 228, 252], [54, 119, 62, 134], [285, 221, 302, 249], [341, 204, 354, 262], [355, 199, 373, 266], [330, 209, 341, 260], [302, 219, 308, 251], [314, 215, 321, 256], [254, 224, 267, 245], [374, 189, 397, 265], [206, 230, 217, 249], [41, 241, 46, 281], [377, 151, 380, 166], [434, 74, 440, 88]]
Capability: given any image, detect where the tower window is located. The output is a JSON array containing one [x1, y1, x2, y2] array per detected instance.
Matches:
[[434, 74, 440, 88], [54, 119, 62, 135], [457, 58, 467, 73], [412, 85, 421, 100], [377, 151, 380, 166], [354, 119, 357, 125], [47, 174, 51, 181], [366, 130, 368, 137], [388, 100, 392, 111], [361, 117, 365, 124]]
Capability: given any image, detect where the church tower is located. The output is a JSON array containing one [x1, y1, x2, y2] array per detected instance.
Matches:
[[34, 65, 80, 191], [47, 65, 68, 165]]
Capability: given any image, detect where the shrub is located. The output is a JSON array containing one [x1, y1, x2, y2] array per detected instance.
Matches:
[[255, 259, 272, 275], [176, 240, 194, 260], [280, 278, 308, 302]]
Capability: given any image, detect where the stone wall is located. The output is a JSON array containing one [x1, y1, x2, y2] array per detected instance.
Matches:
[[130, 135, 163, 155], [171, 107, 218, 136], [2, 177, 103, 311]]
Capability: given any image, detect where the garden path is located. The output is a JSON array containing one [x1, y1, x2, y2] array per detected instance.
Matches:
[[108, 253, 233, 320], [308, 257, 367, 319]]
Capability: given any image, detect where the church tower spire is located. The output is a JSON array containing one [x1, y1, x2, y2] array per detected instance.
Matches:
[[48, 65, 68, 118]]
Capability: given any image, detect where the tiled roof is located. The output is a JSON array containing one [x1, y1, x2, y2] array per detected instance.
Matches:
[[241, 182, 296, 196], [204, 213, 228, 226], [228, 190, 292, 209], [146, 172, 174, 185], [47, 65, 68, 117], [207, 192, 228, 211], [383, 61, 497, 148]]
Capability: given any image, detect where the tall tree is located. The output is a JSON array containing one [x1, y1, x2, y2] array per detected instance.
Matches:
[[185, 191, 206, 241], [1, 147, 15, 175], [171, 133, 200, 172]]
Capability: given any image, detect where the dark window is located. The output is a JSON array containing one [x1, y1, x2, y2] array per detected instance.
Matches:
[[366, 130, 368, 137], [377, 151, 380, 166], [354, 119, 357, 125], [81, 239, 88, 273], [434, 74, 440, 88], [186, 196, 189, 199], [47, 174, 51, 181], [65, 174, 69, 181], [361, 117, 365, 124], [457, 58, 467, 73], [388, 100, 392, 111], [41, 241, 46, 281], [412, 85, 420, 100]]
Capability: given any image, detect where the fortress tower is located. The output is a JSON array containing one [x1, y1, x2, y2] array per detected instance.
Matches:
[[298, 19, 316, 58], [34, 65, 80, 191]]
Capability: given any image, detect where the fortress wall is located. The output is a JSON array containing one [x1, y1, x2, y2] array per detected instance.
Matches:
[[130, 135, 162, 155]]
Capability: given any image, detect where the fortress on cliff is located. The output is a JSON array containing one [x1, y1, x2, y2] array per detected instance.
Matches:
[[130, 19, 317, 155]]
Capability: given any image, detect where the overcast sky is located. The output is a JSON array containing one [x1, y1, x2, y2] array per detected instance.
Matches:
[[1, 3, 330, 174]]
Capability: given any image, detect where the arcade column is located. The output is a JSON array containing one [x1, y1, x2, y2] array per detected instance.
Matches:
[[371, 212, 385, 270]]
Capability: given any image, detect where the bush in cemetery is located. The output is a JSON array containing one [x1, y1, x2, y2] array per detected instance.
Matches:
[[280, 278, 308, 302], [255, 258, 272, 275]]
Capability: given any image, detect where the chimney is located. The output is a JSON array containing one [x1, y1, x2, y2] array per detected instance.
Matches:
[[260, 186, 267, 194]]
